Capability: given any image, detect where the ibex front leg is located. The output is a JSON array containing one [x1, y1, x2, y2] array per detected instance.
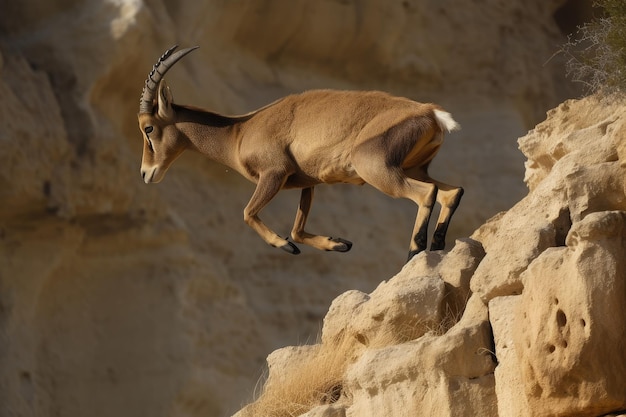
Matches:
[[290, 187, 352, 252], [243, 171, 300, 254]]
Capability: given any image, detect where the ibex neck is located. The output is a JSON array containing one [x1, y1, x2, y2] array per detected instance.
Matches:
[[174, 104, 250, 169]]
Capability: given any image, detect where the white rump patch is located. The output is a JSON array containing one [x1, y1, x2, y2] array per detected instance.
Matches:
[[433, 109, 461, 133]]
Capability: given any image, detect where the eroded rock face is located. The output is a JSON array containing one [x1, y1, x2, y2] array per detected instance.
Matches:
[[0, 1, 581, 416], [238, 96, 626, 417], [344, 294, 497, 417], [515, 211, 626, 415]]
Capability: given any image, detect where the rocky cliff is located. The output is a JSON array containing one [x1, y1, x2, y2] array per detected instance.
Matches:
[[0, 1, 587, 416], [235, 95, 626, 417]]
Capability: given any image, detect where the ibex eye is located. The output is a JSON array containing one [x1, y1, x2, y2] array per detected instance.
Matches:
[[144, 126, 154, 134]]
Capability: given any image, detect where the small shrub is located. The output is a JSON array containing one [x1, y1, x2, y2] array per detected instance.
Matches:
[[561, 0, 626, 95]]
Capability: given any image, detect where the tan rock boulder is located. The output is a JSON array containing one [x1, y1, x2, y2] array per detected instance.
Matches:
[[471, 96, 626, 303], [321, 237, 484, 349], [0, 1, 590, 416], [344, 294, 496, 417], [490, 295, 531, 417], [323, 266, 445, 349], [241, 238, 488, 416], [469, 176, 569, 301], [237, 95, 626, 417], [514, 211, 626, 416]]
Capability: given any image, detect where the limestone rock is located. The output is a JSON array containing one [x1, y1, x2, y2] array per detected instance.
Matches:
[[318, 294, 496, 417], [329, 267, 446, 349], [490, 295, 531, 417], [244, 242, 490, 416], [237, 96, 626, 417], [471, 96, 626, 303], [519, 98, 625, 192], [322, 238, 485, 349], [437, 238, 486, 318], [300, 404, 347, 417], [469, 176, 569, 301], [0, 1, 587, 416], [514, 211, 626, 416]]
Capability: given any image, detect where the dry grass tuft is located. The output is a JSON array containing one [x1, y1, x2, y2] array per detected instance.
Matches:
[[243, 334, 356, 417], [240, 298, 466, 416]]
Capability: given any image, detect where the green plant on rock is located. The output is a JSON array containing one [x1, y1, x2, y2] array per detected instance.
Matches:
[[562, 0, 626, 94]]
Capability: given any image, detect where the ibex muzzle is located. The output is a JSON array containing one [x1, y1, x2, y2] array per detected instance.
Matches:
[[137, 45, 463, 261]]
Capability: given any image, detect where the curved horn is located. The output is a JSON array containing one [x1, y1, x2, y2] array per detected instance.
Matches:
[[139, 45, 199, 114]]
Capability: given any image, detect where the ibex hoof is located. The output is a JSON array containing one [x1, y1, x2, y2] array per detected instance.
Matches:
[[430, 240, 445, 251], [328, 237, 352, 252], [281, 241, 301, 255], [407, 248, 424, 262]]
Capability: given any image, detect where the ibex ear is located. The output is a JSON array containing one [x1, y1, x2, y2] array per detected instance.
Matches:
[[157, 80, 175, 120]]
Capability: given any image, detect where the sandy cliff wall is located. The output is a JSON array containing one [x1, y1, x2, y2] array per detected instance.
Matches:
[[0, 1, 580, 416], [236, 95, 626, 417]]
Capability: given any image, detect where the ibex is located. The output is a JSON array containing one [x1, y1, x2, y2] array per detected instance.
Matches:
[[138, 45, 463, 261]]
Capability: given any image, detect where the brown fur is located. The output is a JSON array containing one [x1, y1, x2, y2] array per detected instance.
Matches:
[[138, 86, 462, 260]]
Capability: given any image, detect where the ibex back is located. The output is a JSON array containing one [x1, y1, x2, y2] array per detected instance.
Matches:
[[137, 46, 463, 261]]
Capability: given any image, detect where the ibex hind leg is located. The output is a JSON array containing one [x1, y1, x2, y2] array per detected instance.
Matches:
[[405, 166, 464, 252], [405, 181, 438, 261], [430, 185, 463, 251], [290, 187, 352, 252], [353, 118, 443, 262], [352, 149, 437, 262]]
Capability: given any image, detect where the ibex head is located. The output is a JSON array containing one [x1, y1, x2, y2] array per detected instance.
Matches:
[[137, 45, 198, 183]]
